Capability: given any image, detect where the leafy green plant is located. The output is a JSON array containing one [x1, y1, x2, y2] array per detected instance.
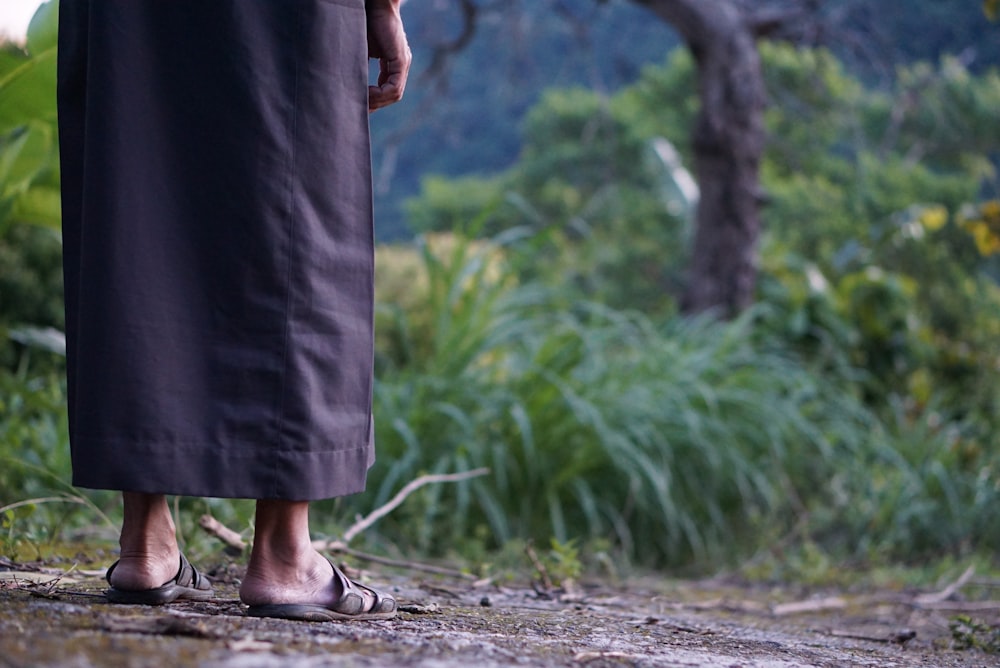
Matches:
[[0, 1, 61, 235], [809, 397, 1000, 561], [0, 370, 69, 500], [334, 232, 885, 568], [950, 615, 1000, 653], [545, 538, 583, 585], [1, 2, 63, 371]]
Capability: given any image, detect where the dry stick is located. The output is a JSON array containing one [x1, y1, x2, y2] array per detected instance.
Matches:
[[915, 564, 975, 604], [772, 596, 847, 616], [524, 541, 554, 591], [198, 514, 247, 552], [912, 600, 1000, 612], [337, 467, 490, 546], [822, 628, 917, 645], [330, 544, 476, 580]]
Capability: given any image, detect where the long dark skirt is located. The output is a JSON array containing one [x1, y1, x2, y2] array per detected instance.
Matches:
[[57, 0, 376, 501]]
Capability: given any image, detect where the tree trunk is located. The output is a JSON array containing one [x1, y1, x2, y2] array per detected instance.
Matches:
[[634, 0, 766, 317]]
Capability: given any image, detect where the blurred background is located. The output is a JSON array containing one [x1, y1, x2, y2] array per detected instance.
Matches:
[[1, 1, 998, 584]]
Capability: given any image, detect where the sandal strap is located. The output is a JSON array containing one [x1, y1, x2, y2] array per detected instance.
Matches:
[[327, 560, 396, 616], [106, 554, 209, 591], [175, 554, 202, 589]]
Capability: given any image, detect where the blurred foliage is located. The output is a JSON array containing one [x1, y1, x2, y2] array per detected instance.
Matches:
[[0, 1, 61, 234], [375, 0, 1000, 238], [0, 370, 68, 503], [950, 614, 1000, 653], [373, 1, 679, 238], [326, 233, 1000, 569], [397, 42, 1000, 567], [347, 235, 862, 564], [0, 1, 63, 372]]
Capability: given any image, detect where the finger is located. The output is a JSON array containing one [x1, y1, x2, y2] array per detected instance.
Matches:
[[368, 81, 403, 112], [368, 58, 409, 112]]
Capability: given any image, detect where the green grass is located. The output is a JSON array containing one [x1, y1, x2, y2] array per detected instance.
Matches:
[[330, 233, 996, 570]]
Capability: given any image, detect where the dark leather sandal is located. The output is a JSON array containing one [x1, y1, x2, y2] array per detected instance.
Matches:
[[105, 553, 214, 605], [246, 559, 397, 621]]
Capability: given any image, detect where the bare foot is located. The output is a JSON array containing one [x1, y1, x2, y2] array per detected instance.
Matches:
[[239, 547, 360, 608], [239, 499, 376, 611], [108, 493, 180, 591]]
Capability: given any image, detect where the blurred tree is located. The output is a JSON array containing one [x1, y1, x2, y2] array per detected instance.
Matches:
[[415, 0, 848, 316], [631, 0, 766, 316], [402, 0, 999, 316]]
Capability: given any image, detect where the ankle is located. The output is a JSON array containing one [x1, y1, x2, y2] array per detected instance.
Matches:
[[247, 539, 317, 570], [117, 541, 180, 561], [119, 521, 178, 558], [119, 493, 177, 553]]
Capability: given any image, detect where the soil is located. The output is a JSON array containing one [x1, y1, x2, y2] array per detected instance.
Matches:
[[1, 556, 998, 668]]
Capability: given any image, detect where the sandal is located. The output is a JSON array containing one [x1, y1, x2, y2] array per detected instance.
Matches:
[[105, 553, 214, 605], [245, 559, 397, 621]]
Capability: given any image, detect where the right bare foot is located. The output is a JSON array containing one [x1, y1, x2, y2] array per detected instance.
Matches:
[[239, 547, 367, 608]]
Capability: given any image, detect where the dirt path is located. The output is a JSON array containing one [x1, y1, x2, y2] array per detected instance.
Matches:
[[1, 559, 997, 667]]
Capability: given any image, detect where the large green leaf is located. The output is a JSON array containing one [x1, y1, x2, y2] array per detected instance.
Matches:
[[0, 3, 59, 132], [0, 49, 57, 133], [26, 1, 60, 56]]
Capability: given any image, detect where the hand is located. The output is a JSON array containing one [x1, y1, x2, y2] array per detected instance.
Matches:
[[367, 1, 412, 112]]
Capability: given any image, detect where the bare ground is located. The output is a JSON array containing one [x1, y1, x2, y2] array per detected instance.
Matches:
[[2, 556, 998, 668]]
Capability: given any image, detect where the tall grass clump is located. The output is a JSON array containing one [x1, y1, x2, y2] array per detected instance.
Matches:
[[811, 400, 1000, 560], [0, 368, 115, 558], [0, 369, 69, 501], [330, 232, 881, 569]]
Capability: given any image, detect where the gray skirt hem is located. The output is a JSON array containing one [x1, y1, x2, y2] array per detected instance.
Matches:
[[71, 437, 375, 501]]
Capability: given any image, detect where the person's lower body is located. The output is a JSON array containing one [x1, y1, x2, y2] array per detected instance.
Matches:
[[57, 1, 391, 620]]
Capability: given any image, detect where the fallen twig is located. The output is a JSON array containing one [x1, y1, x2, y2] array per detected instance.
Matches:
[[524, 540, 554, 591], [772, 596, 847, 616], [819, 628, 916, 645], [336, 468, 490, 545], [198, 514, 247, 553], [327, 544, 477, 580], [915, 564, 975, 604], [398, 602, 441, 614], [911, 600, 1000, 612]]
